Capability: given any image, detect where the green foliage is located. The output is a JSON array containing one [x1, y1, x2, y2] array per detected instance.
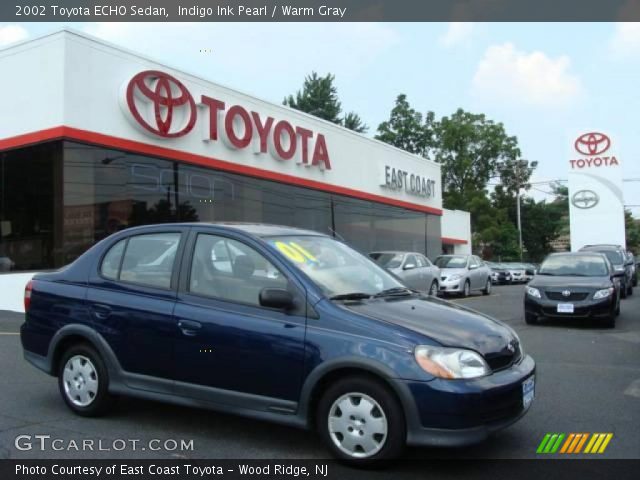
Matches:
[[374, 94, 433, 157], [625, 210, 640, 253], [342, 111, 368, 133], [284, 72, 368, 133]]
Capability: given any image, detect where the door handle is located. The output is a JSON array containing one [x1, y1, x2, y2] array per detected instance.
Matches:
[[177, 319, 202, 336], [92, 304, 112, 320]]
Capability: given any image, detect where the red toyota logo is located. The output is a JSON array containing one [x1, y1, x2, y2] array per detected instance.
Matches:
[[574, 132, 610, 156], [126, 70, 196, 138]]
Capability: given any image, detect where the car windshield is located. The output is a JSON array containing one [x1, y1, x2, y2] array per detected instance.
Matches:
[[266, 235, 405, 297], [435, 256, 467, 268], [538, 255, 608, 277], [598, 250, 623, 266], [369, 252, 404, 269]]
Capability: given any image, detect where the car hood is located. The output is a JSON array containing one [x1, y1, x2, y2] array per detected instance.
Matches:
[[530, 275, 610, 289], [439, 267, 467, 277], [341, 296, 516, 356]]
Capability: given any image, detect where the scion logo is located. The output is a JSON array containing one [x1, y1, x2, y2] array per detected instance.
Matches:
[[574, 132, 610, 156], [571, 190, 599, 209], [125, 70, 196, 138]]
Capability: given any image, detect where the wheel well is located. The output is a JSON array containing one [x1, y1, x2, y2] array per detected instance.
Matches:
[[306, 367, 405, 430], [51, 335, 93, 376]]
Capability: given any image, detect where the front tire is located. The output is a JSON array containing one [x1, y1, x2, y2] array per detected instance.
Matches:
[[58, 344, 116, 417], [462, 280, 470, 298], [482, 278, 491, 295], [316, 376, 405, 463], [429, 281, 438, 296]]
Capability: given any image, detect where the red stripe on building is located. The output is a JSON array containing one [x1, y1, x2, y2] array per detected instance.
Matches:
[[441, 236, 468, 245]]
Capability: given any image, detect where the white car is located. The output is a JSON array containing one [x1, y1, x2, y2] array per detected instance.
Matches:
[[505, 263, 527, 283]]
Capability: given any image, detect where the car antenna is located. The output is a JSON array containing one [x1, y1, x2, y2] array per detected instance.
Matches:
[[328, 226, 346, 243]]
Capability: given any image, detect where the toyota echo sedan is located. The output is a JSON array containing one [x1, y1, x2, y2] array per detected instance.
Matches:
[[524, 252, 621, 328], [21, 223, 535, 463]]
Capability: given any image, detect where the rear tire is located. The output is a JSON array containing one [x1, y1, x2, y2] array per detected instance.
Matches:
[[482, 279, 491, 295], [57, 344, 116, 417], [316, 376, 405, 464]]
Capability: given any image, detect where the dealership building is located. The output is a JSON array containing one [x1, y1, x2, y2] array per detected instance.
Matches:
[[0, 30, 470, 311]]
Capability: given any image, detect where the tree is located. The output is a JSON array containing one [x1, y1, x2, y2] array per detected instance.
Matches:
[[284, 72, 368, 133], [342, 111, 368, 133], [431, 109, 522, 211], [375, 94, 434, 157], [625, 210, 640, 253], [284, 72, 342, 123]]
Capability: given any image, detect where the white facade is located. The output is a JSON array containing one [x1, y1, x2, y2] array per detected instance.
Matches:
[[0, 30, 472, 313], [441, 209, 472, 254]]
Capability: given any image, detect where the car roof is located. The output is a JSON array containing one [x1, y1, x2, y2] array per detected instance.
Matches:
[[580, 244, 623, 251], [121, 222, 329, 238], [547, 252, 608, 259]]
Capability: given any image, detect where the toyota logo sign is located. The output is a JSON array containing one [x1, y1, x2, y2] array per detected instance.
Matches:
[[574, 132, 610, 156], [125, 70, 197, 138], [571, 190, 599, 209]]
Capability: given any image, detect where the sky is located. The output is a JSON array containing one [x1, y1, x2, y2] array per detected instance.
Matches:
[[2, 21, 639, 215]]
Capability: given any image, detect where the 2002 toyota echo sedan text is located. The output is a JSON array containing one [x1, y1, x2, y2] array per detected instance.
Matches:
[[20, 223, 535, 463]]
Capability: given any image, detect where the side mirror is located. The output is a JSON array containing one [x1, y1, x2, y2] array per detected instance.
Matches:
[[259, 288, 294, 310], [403, 263, 416, 270], [469, 264, 478, 270]]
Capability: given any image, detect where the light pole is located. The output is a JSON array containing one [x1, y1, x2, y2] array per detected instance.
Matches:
[[497, 159, 538, 261]]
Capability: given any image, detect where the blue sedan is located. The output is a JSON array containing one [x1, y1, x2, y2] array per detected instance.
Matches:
[[21, 223, 535, 463]]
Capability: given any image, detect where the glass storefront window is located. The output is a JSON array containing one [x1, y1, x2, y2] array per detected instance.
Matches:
[[0, 140, 441, 271]]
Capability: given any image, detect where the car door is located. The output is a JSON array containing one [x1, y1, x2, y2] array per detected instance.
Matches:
[[419, 255, 436, 288], [172, 229, 308, 406], [401, 254, 423, 290], [87, 228, 186, 382], [469, 256, 482, 289]]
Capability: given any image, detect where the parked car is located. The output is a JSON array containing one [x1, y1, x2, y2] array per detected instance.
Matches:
[[521, 263, 538, 282], [487, 262, 513, 285], [627, 251, 637, 287], [21, 223, 535, 463], [369, 251, 440, 295], [579, 244, 633, 298], [434, 254, 492, 297], [504, 263, 527, 284], [524, 252, 621, 328]]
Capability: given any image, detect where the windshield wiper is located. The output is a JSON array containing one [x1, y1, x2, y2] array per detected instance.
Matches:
[[330, 292, 372, 301], [373, 287, 414, 298]]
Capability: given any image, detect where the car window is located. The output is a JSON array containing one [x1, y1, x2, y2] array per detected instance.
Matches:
[[435, 256, 468, 268], [405, 254, 418, 268], [538, 255, 609, 276], [100, 239, 126, 280], [189, 234, 287, 306], [118, 233, 181, 289], [470, 257, 479, 267], [369, 252, 404, 269], [419, 255, 432, 267]]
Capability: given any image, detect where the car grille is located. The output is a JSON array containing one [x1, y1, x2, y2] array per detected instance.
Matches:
[[545, 291, 589, 301], [485, 341, 522, 372]]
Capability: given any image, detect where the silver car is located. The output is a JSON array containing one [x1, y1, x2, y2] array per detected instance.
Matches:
[[434, 254, 492, 297], [369, 251, 441, 295]]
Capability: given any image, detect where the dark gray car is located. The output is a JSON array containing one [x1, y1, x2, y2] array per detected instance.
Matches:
[[369, 251, 440, 295], [579, 245, 634, 298]]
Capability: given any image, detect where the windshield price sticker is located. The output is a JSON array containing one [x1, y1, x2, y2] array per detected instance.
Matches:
[[273, 241, 318, 264]]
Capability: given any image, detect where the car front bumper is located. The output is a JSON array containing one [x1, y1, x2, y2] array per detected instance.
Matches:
[[399, 354, 536, 447], [439, 278, 465, 292], [524, 295, 615, 320]]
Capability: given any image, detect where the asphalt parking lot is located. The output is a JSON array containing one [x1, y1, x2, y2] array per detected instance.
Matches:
[[0, 284, 638, 460]]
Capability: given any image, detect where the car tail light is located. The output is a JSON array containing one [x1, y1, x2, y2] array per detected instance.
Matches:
[[24, 280, 33, 312]]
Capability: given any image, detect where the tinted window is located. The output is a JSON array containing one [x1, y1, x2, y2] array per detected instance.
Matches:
[[435, 256, 467, 268], [100, 239, 126, 280], [539, 255, 608, 277], [119, 233, 181, 289], [189, 234, 287, 306], [369, 253, 403, 269]]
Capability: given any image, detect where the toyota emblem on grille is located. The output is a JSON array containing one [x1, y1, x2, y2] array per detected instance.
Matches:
[[562, 290, 571, 297]]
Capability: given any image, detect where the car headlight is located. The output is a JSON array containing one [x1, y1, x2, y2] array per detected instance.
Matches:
[[593, 288, 614, 300], [526, 286, 541, 298], [414, 345, 490, 379], [449, 274, 462, 281]]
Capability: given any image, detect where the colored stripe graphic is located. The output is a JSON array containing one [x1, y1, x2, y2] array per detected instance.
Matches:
[[539, 433, 613, 454]]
